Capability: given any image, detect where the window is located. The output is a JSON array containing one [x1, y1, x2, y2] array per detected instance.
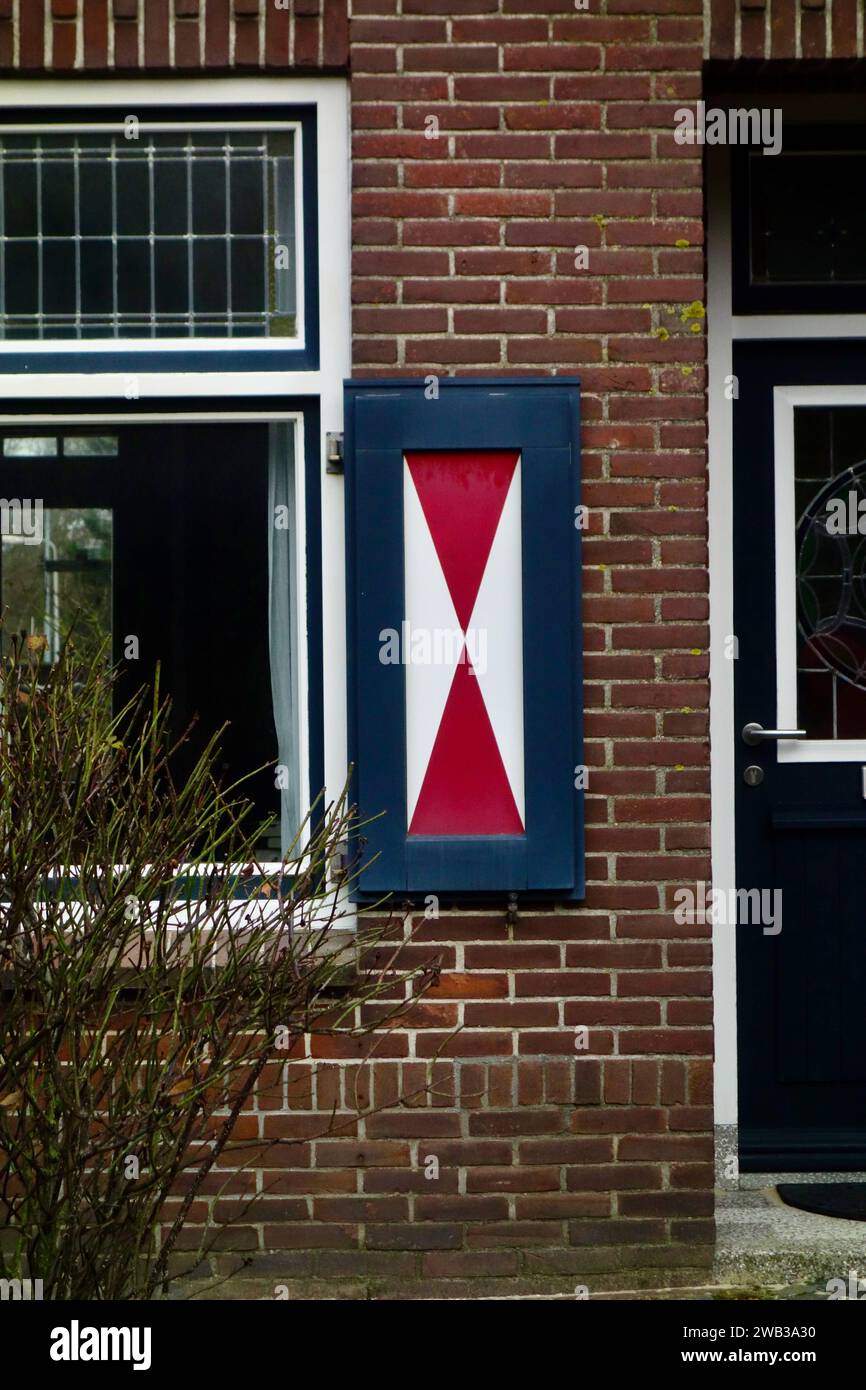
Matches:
[[0, 421, 299, 854], [733, 127, 866, 314], [0, 129, 296, 341], [0, 101, 315, 359], [0, 78, 351, 868], [795, 406, 866, 741]]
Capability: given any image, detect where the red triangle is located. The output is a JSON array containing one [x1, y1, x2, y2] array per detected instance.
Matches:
[[409, 656, 524, 836], [406, 451, 519, 631]]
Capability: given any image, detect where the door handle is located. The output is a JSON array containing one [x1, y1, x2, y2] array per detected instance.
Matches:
[[742, 721, 807, 746]]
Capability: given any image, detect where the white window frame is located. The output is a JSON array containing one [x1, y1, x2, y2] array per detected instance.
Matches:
[[0, 116, 305, 352], [774, 383, 866, 763], [0, 77, 352, 858]]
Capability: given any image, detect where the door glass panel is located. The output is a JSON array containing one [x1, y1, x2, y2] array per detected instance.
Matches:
[[796, 405, 866, 739]]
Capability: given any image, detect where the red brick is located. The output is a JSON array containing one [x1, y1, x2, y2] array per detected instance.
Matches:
[[367, 1224, 462, 1251], [769, 0, 795, 56], [801, 8, 825, 58], [51, 21, 77, 65], [832, 0, 857, 56], [323, 0, 350, 68], [143, 0, 170, 63], [20, 0, 46, 65], [174, 18, 199, 64], [203, 0, 229, 64], [235, 16, 260, 63], [740, 8, 765, 59], [114, 18, 139, 65]]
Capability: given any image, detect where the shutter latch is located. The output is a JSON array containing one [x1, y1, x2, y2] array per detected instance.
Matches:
[[326, 432, 344, 474]]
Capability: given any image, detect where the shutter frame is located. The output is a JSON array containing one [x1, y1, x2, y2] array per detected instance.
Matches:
[[344, 377, 584, 900]]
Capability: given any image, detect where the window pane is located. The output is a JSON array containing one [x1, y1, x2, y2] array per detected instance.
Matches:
[[0, 422, 297, 855], [1, 507, 113, 671], [5, 242, 38, 317], [4, 437, 57, 456], [41, 158, 76, 239], [0, 128, 297, 339], [42, 239, 77, 319], [231, 239, 265, 315], [192, 160, 226, 235], [751, 152, 866, 286], [154, 239, 189, 317], [63, 436, 119, 457], [229, 158, 265, 235], [193, 239, 229, 316], [116, 241, 151, 317], [115, 160, 151, 237], [153, 160, 188, 235], [79, 160, 112, 237], [796, 406, 866, 739], [80, 240, 114, 317], [4, 161, 37, 237]]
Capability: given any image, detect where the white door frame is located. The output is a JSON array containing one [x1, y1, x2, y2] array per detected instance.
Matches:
[[707, 143, 866, 1162]]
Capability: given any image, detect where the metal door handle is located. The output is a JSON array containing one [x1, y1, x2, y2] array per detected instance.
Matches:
[[742, 721, 807, 746]]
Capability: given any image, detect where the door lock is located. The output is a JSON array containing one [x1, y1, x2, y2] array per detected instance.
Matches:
[[743, 765, 764, 787]]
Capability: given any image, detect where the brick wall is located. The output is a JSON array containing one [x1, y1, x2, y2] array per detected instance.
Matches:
[[0, 0, 349, 70], [0, 0, 781, 1297], [343, 0, 713, 1295], [712, 0, 861, 62]]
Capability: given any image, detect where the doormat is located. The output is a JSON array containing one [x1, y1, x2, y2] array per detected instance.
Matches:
[[777, 1184, 866, 1221]]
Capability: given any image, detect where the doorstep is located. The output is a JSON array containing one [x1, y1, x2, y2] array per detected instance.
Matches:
[[716, 1183, 866, 1289]]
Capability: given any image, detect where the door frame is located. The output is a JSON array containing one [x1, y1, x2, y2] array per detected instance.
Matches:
[[708, 145, 866, 1172]]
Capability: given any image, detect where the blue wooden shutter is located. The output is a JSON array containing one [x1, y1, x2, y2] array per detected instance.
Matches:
[[344, 378, 584, 899]]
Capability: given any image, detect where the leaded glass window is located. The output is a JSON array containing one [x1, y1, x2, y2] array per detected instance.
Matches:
[[0, 129, 296, 340]]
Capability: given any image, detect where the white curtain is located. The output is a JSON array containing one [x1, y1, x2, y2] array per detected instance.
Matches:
[[268, 423, 299, 857]]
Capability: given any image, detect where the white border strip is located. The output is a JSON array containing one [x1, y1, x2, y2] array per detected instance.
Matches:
[[0, 77, 336, 105], [0, 372, 321, 397], [774, 383, 866, 763], [707, 147, 739, 1128]]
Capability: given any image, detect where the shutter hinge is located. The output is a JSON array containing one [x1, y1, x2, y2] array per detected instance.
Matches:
[[326, 432, 344, 474]]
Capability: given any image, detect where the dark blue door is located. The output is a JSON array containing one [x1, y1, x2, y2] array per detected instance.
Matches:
[[735, 340, 866, 1170]]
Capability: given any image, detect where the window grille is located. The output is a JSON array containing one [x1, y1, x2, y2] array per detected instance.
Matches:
[[0, 129, 296, 340]]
